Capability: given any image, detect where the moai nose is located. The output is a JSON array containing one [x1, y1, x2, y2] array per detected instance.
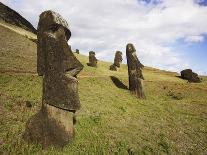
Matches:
[[56, 26, 66, 40]]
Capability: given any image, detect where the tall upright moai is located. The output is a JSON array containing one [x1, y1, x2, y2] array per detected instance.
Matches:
[[87, 51, 97, 67], [110, 51, 123, 71], [126, 43, 145, 99], [24, 10, 83, 148]]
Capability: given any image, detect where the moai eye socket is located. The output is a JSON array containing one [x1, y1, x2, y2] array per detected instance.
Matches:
[[49, 24, 60, 32]]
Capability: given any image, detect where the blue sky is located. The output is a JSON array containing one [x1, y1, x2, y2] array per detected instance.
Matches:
[[175, 36, 207, 74], [2, 0, 207, 75]]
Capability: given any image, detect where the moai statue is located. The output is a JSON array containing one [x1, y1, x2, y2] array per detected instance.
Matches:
[[126, 43, 145, 99], [75, 49, 79, 54], [114, 51, 123, 67], [109, 64, 117, 71], [24, 10, 83, 148], [110, 51, 123, 71], [87, 51, 97, 67], [181, 69, 201, 83]]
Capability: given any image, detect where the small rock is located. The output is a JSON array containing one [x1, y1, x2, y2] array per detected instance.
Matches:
[[26, 101, 32, 108], [127, 147, 134, 155]]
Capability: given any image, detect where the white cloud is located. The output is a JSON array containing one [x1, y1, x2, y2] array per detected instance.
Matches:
[[2, 0, 207, 74]]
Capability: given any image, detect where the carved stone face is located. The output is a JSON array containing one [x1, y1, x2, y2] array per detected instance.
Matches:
[[37, 11, 72, 76], [87, 51, 97, 67], [126, 43, 136, 55], [126, 43, 144, 79], [89, 51, 96, 56], [37, 10, 83, 111], [38, 11, 71, 40], [114, 51, 123, 67]]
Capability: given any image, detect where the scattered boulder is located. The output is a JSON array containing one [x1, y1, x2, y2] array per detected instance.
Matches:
[[87, 51, 97, 67], [24, 10, 83, 148], [180, 69, 201, 83], [25, 101, 32, 108], [126, 43, 145, 99]]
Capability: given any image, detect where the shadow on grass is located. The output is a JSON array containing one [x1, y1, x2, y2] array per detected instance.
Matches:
[[175, 75, 184, 80], [110, 76, 128, 90]]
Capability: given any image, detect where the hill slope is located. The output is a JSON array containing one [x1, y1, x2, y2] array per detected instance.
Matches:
[[0, 24, 207, 154], [0, 2, 36, 34]]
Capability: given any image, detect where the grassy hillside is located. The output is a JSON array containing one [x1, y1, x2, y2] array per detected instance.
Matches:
[[0, 24, 207, 155]]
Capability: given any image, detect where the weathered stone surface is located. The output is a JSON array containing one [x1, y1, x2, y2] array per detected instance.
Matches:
[[181, 69, 201, 83], [87, 51, 97, 67], [126, 43, 145, 99], [23, 104, 75, 148], [24, 10, 83, 148], [114, 51, 123, 68], [110, 51, 123, 71], [37, 10, 83, 110], [109, 64, 117, 71]]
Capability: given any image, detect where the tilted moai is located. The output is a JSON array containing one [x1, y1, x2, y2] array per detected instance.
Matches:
[[110, 51, 123, 71], [24, 10, 83, 148], [87, 51, 97, 67], [126, 43, 145, 99]]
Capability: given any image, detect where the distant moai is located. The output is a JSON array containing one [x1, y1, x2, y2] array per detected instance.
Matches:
[[126, 43, 145, 99], [87, 51, 97, 67], [24, 10, 83, 148], [109, 64, 117, 71], [110, 51, 123, 71], [114, 51, 123, 67], [75, 49, 79, 54]]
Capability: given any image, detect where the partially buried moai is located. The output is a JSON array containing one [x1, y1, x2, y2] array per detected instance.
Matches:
[[87, 51, 97, 67], [24, 10, 83, 148], [126, 43, 145, 99], [110, 51, 123, 71]]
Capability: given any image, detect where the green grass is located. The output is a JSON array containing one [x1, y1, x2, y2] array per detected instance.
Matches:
[[1, 74, 207, 154], [0, 24, 207, 154]]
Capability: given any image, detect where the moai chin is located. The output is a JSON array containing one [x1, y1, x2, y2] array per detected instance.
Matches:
[[24, 10, 83, 148], [87, 51, 97, 67], [126, 43, 145, 99], [110, 51, 123, 71]]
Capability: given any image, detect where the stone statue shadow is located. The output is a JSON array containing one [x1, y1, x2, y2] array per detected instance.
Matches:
[[110, 76, 128, 90], [176, 75, 182, 79]]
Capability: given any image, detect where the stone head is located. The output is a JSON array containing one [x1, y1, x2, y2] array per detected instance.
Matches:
[[114, 51, 123, 67], [37, 10, 73, 76], [89, 51, 96, 56], [115, 51, 123, 61], [126, 43, 136, 54], [38, 10, 71, 41]]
